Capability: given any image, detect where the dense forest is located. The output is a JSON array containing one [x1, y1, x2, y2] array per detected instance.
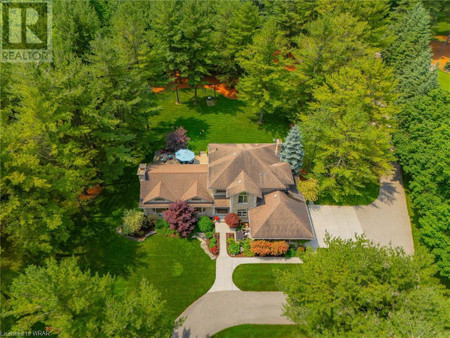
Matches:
[[1, 0, 449, 336]]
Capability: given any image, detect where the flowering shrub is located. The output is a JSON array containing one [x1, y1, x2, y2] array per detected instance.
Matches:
[[165, 126, 190, 151], [210, 246, 218, 255], [270, 241, 289, 256], [163, 200, 197, 237], [224, 213, 240, 228], [250, 240, 272, 257]]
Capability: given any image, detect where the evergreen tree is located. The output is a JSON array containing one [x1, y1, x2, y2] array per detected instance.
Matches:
[[280, 125, 304, 174], [213, 0, 261, 84], [1, 62, 95, 256], [177, 0, 213, 105], [151, 0, 185, 104], [53, 0, 101, 59], [384, 2, 437, 102], [301, 57, 398, 201], [237, 19, 292, 124]]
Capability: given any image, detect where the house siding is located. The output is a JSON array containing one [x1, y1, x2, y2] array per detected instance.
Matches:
[[230, 193, 257, 220]]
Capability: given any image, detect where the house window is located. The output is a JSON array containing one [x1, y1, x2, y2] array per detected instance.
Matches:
[[153, 208, 167, 213], [153, 197, 165, 202], [194, 207, 205, 213], [216, 189, 226, 194], [238, 192, 248, 204], [237, 209, 248, 218], [190, 197, 202, 201]]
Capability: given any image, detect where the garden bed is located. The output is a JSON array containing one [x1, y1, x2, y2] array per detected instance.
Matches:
[[116, 227, 156, 242], [226, 233, 247, 257], [206, 232, 220, 256]]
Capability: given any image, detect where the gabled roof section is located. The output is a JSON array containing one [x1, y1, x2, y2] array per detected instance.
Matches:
[[140, 164, 212, 205], [208, 144, 294, 192], [249, 191, 314, 240], [182, 180, 213, 202], [226, 170, 262, 198]]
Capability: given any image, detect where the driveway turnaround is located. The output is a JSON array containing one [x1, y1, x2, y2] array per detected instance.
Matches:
[[309, 165, 414, 254], [172, 291, 293, 338]]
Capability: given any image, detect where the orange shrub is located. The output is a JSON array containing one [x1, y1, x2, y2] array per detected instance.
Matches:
[[250, 240, 271, 257], [270, 241, 289, 256]]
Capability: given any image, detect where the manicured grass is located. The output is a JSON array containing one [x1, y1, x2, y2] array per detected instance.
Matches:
[[151, 88, 289, 152], [433, 21, 450, 35], [79, 176, 215, 321], [438, 70, 450, 92], [233, 264, 299, 291], [213, 324, 302, 338], [316, 181, 380, 206]]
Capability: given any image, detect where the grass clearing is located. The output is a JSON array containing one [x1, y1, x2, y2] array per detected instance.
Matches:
[[150, 88, 289, 152], [438, 70, 450, 91], [316, 181, 379, 206], [213, 324, 302, 338], [232, 263, 299, 291]]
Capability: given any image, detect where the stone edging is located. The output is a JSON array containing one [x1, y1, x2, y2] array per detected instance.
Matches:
[[193, 235, 217, 260], [116, 227, 156, 242]]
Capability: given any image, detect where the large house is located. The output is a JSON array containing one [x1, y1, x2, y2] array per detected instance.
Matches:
[[138, 142, 314, 241]]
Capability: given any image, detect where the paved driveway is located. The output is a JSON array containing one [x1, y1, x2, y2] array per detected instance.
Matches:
[[308, 165, 414, 254], [172, 291, 293, 338]]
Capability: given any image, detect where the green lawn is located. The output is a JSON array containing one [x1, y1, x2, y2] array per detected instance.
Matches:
[[438, 70, 450, 92], [150, 88, 289, 152], [213, 324, 302, 338], [316, 181, 380, 206], [78, 175, 215, 321], [233, 264, 299, 291]]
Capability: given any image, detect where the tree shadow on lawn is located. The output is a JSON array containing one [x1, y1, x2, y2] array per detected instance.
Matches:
[[182, 89, 246, 116], [249, 111, 290, 138], [153, 117, 210, 150], [77, 169, 147, 279]]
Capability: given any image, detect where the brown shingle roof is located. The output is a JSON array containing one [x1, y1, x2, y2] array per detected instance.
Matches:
[[226, 170, 262, 198], [249, 191, 314, 240], [208, 144, 294, 191], [140, 164, 212, 205]]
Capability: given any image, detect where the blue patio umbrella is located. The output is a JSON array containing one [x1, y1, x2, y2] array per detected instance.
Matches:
[[175, 149, 195, 163]]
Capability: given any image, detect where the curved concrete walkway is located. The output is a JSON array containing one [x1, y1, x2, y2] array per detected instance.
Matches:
[[174, 222, 300, 337], [173, 291, 293, 338], [308, 165, 414, 254], [208, 222, 301, 292]]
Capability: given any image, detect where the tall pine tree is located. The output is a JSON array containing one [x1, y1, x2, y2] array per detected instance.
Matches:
[[384, 2, 437, 102], [280, 125, 304, 174]]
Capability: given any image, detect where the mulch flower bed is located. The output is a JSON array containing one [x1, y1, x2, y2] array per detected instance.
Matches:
[[78, 185, 104, 201], [226, 233, 247, 257], [206, 232, 220, 256], [117, 227, 156, 242]]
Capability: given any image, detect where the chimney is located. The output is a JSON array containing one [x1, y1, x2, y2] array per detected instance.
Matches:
[[137, 163, 147, 181], [275, 139, 282, 156]]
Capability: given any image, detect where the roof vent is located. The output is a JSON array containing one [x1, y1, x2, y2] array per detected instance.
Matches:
[[238, 179, 242, 183], [274, 194, 278, 198], [233, 152, 237, 155]]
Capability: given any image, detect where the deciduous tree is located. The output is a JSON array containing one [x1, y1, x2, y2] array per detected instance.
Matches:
[[163, 200, 197, 237], [4, 258, 113, 337], [165, 126, 190, 151], [278, 235, 449, 336]]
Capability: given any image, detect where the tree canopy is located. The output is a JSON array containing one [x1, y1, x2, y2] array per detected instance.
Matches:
[[278, 235, 449, 336]]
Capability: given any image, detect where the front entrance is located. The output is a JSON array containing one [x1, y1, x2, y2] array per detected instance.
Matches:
[[215, 208, 229, 216]]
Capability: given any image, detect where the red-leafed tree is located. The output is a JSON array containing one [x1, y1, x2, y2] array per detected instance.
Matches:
[[270, 241, 289, 256], [250, 240, 272, 257], [165, 126, 190, 151], [224, 213, 240, 228], [163, 200, 197, 237]]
